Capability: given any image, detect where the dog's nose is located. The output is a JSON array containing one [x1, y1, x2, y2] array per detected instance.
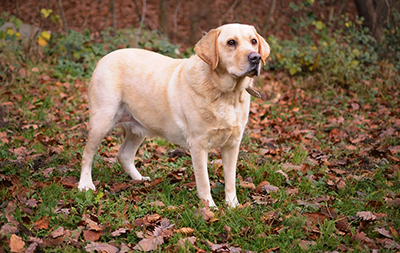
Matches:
[[248, 52, 261, 64]]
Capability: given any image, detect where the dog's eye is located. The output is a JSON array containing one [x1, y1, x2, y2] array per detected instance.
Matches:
[[251, 39, 258, 45], [227, 40, 236, 46]]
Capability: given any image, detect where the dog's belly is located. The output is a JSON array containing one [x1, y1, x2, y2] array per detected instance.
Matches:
[[117, 107, 189, 147]]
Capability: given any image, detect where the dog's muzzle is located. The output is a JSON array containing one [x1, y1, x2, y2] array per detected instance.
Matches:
[[246, 52, 261, 77]]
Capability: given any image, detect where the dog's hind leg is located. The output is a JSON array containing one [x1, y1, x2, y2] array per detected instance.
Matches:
[[117, 124, 150, 181], [78, 107, 118, 191]]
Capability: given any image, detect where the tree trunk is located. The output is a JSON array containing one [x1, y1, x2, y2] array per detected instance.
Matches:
[[159, 0, 170, 37], [189, 0, 200, 45], [354, 0, 393, 42], [111, 0, 116, 29], [56, 0, 68, 31]]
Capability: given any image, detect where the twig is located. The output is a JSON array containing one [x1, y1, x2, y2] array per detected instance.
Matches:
[[132, 0, 142, 24], [56, 0, 69, 31], [173, 0, 182, 42], [82, 0, 100, 30], [14, 0, 21, 18], [261, 0, 276, 36], [219, 0, 241, 26], [135, 0, 146, 48]]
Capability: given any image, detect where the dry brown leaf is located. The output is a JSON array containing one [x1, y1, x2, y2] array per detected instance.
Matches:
[[200, 207, 215, 222], [389, 227, 399, 239], [9, 234, 25, 253], [0, 223, 18, 236], [211, 243, 241, 253], [50, 226, 65, 238], [304, 212, 329, 225], [298, 239, 316, 251], [275, 169, 289, 181], [335, 215, 351, 232], [25, 242, 38, 253], [240, 181, 256, 189], [286, 187, 299, 195], [374, 227, 392, 238], [146, 213, 162, 223], [149, 200, 165, 207], [120, 242, 131, 253], [87, 220, 103, 232], [177, 236, 197, 249], [12, 146, 29, 157], [175, 227, 195, 235], [111, 228, 131, 237], [351, 231, 378, 249], [85, 242, 119, 253], [337, 179, 346, 190], [356, 211, 376, 221], [133, 236, 164, 252], [25, 199, 38, 208], [33, 216, 50, 230], [257, 181, 279, 194], [386, 198, 400, 207], [83, 230, 103, 242], [376, 238, 400, 249]]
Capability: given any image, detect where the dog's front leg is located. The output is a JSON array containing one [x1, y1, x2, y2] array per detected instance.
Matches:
[[190, 147, 216, 207], [221, 144, 240, 208]]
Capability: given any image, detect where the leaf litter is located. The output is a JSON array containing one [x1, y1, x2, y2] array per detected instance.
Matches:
[[0, 43, 399, 252]]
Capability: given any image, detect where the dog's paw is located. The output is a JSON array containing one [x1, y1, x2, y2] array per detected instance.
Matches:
[[226, 197, 239, 208], [142, 176, 151, 181], [78, 181, 96, 191]]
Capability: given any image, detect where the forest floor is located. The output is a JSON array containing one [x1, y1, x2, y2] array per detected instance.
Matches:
[[0, 43, 399, 252]]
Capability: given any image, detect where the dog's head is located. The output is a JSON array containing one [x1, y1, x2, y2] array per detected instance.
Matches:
[[195, 24, 270, 78]]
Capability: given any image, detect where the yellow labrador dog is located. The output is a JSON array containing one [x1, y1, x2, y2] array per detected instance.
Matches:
[[78, 24, 270, 207]]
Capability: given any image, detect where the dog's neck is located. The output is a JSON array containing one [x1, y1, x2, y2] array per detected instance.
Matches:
[[189, 56, 250, 100]]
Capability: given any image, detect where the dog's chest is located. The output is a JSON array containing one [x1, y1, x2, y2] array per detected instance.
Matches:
[[203, 99, 249, 148]]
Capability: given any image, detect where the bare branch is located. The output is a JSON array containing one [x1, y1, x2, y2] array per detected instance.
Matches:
[[56, 0, 68, 31]]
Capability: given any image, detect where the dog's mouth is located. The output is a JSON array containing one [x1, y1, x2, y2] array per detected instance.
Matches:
[[245, 65, 260, 77]]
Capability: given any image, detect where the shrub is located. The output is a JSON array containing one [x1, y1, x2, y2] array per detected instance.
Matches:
[[264, 1, 399, 90]]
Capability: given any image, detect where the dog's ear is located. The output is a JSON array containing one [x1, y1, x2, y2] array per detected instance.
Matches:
[[194, 29, 220, 70], [254, 29, 270, 65]]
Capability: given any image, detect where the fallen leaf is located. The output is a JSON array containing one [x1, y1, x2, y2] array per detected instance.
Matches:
[[149, 200, 165, 207], [120, 242, 131, 253], [304, 212, 329, 225], [386, 198, 400, 207], [33, 216, 50, 230], [85, 242, 119, 253], [50, 226, 65, 238], [0, 223, 18, 236], [177, 236, 197, 248], [25, 242, 38, 253], [111, 228, 131, 237], [275, 169, 289, 181], [298, 239, 316, 251], [175, 227, 195, 235], [374, 227, 392, 238], [83, 230, 103, 242], [351, 231, 378, 249], [375, 238, 400, 249], [146, 213, 162, 223], [211, 243, 241, 253], [240, 181, 256, 189], [389, 227, 399, 239], [256, 181, 279, 194], [199, 207, 215, 222], [133, 236, 164, 252], [9, 234, 25, 253], [25, 199, 38, 208], [357, 211, 376, 221]]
